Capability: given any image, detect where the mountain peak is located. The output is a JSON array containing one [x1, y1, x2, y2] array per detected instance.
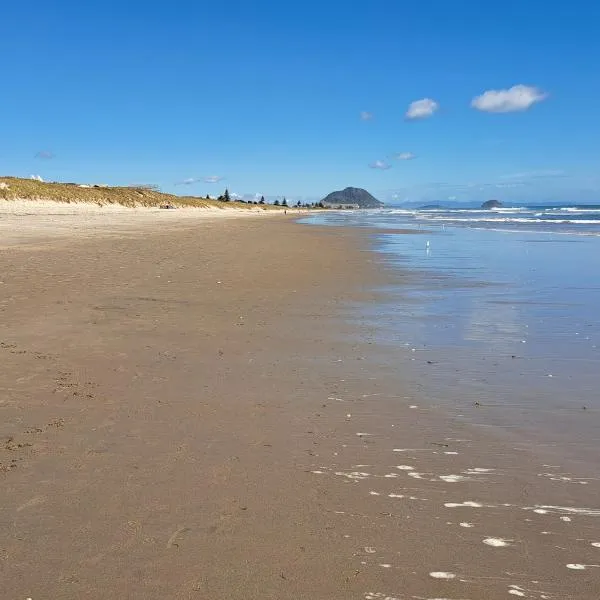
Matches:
[[321, 187, 383, 209]]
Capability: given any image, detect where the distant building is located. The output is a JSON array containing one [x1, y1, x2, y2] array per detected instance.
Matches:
[[321, 202, 360, 209]]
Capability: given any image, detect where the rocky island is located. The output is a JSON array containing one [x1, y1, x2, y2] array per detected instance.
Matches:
[[481, 199, 504, 209]]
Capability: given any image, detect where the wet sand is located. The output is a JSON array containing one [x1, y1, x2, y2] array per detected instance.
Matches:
[[1, 213, 599, 599]]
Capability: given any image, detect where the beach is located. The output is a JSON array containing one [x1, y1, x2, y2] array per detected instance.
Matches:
[[1, 207, 599, 599]]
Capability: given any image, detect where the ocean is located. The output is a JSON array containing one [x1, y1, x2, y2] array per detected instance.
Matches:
[[302, 205, 600, 468], [392, 204, 600, 236]]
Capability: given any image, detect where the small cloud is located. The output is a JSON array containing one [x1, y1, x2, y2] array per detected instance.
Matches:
[[495, 182, 528, 188], [35, 150, 54, 160], [448, 196, 457, 201], [131, 183, 160, 191], [405, 98, 439, 120], [175, 177, 200, 186], [31, 174, 44, 182], [471, 84, 547, 113], [241, 193, 263, 202], [369, 160, 392, 170], [241, 193, 266, 203], [360, 111, 374, 121], [396, 152, 416, 161], [175, 175, 224, 186], [500, 169, 565, 180]]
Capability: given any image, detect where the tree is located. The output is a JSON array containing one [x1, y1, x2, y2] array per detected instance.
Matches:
[[223, 188, 230, 202], [282, 197, 288, 207], [274, 199, 280, 206], [296, 200, 302, 207], [205, 194, 210, 200], [259, 196, 265, 204]]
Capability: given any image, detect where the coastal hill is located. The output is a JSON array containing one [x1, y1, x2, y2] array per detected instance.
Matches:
[[481, 199, 504, 209], [0, 176, 279, 210], [321, 187, 383, 209]]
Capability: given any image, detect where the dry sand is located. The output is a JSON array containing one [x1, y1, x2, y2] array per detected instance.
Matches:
[[1, 207, 599, 599], [0, 199, 287, 249]]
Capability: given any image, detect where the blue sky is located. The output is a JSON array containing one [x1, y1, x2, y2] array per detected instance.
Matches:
[[2, 0, 600, 204]]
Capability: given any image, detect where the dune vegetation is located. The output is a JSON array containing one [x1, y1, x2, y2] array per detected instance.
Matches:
[[0, 176, 280, 210]]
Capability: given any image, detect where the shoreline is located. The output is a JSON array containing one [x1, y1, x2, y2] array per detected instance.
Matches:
[[304, 211, 600, 472], [1, 215, 599, 599]]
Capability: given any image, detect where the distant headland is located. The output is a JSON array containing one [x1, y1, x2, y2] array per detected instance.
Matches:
[[321, 187, 384, 209]]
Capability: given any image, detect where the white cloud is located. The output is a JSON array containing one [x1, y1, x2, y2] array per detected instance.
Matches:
[[131, 183, 160, 191], [495, 182, 528, 188], [471, 84, 547, 113], [369, 160, 392, 170], [500, 169, 565, 180], [30, 174, 44, 182], [396, 152, 416, 160], [175, 175, 224, 185], [35, 150, 54, 160], [240, 193, 267, 203], [360, 111, 373, 121], [405, 98, 439, 120], [176, 177, 199, 185]]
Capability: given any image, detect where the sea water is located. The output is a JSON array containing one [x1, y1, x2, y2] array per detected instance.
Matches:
[[302, 206, 600, 465]]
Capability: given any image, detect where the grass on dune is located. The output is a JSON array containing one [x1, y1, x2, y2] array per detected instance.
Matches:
[[0, 176, 280, 210]]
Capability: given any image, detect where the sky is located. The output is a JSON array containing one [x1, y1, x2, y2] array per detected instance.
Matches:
[[2, 0, 600, 205]]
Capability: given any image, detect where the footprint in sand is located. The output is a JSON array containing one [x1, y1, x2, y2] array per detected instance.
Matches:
[[16, 495, 47, 512]]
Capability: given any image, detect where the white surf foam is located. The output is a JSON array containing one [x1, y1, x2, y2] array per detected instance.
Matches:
[[429, 571, 456, 579]]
